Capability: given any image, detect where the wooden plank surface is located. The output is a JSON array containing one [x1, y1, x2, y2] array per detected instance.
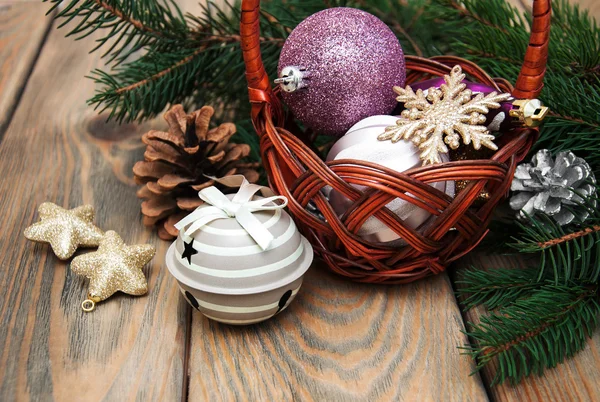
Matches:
[[454, 253, 600, 402], [0, 3, 52, 136], [0, 0, 599, 401], [0, 4, 188, 401], [188, 265, 488, 401]]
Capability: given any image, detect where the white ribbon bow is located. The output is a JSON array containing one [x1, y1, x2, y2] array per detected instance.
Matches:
[[174, 176, 288, 250]]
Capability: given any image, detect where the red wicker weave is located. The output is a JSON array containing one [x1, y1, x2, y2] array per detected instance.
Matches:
[[240, 0, 551, 283]]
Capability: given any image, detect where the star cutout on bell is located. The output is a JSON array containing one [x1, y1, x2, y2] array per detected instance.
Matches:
[[181, 239, 197, 264], [71, 231, 155, 310], [24, 202, 104, 260]]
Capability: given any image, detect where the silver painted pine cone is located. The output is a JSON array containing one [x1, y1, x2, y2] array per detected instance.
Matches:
[[510, 149, 596, 226]]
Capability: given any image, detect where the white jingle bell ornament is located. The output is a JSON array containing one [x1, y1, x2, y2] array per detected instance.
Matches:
[[326, 115, 455, 244], [165, 175, 313, 325]]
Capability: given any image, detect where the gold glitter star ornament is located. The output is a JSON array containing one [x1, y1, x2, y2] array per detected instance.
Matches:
[[24, 202, 104, 260], [71, 230, 155, 311], [378, 65, 511, 165]]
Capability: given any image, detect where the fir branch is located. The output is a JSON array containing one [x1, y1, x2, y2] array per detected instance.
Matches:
[[84, 0, 323, 125], [456, 266, 541, 310], [113, 47, 205, 95], [539, 73, 600, 127], [528, 118, 600, 171], [351, 0, 451, 57], [547, 113, 598, 127], [45, 0, 188, 64], [88, 45, 215, 122], [446, 0, 515, 34], [90, 0, 165, 35], [510, 196, 600, 283], [463, 283, 600, 385], [551, 0, 600, 74], [537, 225, 600, 249]]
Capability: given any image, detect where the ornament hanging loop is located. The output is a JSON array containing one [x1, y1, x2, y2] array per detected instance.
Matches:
[[81, 294, 101, 312], [82, 299, 95, 312]]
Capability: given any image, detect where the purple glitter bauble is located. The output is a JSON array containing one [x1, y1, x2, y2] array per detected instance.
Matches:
[[278, 7, 405, 136]]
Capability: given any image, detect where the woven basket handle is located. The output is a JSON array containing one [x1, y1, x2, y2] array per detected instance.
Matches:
[[240, 0, 277, 123], [241, 0, 551, 103], [512, 0, 552, 98]]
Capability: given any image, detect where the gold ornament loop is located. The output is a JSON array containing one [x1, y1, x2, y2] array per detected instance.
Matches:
[[82, 294, 101, 312], [82, 299, 96, 312]]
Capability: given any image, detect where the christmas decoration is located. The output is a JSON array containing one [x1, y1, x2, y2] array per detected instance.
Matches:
[[71, 230, 155, 312], [327, 115, 454, 243], [24, 201, 156, 311], [449, 146, 493, 206], [410, 79, 549, 131], [46, 0, 600, 173], [276, 7, 405, 136], [46, 0, 600, 386], [24, 202, 104, 260], [405, 76, 549, 207], [379, 65, 510, 165], [133, 105, 259, 240], [165, 175, 313, 325], [510, 150, 597, 226]]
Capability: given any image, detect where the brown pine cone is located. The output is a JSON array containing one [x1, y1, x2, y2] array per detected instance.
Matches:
[[133, 105, 260, 240]]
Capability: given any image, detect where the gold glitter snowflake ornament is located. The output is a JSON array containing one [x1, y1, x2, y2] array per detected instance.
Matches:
[[378, 65, 511, 165]]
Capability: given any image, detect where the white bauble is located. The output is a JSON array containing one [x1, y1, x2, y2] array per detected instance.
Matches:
[[326, 115, 454, 244]]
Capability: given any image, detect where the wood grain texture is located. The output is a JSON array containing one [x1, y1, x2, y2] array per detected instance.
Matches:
[[0, 0, 599, 401], [453, 253, 600, 402], [188, 265, 488, 401], [0, 10, 188, 402], [0, 3, 51, 136]]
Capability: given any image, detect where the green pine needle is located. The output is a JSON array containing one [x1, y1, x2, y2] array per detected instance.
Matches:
[[456, 266, 541, 310], [88, 43, 237, 122], [462, 283, 600, 386], [45, 0, 188, 65], [509, 194, 600, 283]]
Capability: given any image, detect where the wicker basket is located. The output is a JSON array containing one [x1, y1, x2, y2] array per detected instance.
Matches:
[[240, 0, 551, 284]]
